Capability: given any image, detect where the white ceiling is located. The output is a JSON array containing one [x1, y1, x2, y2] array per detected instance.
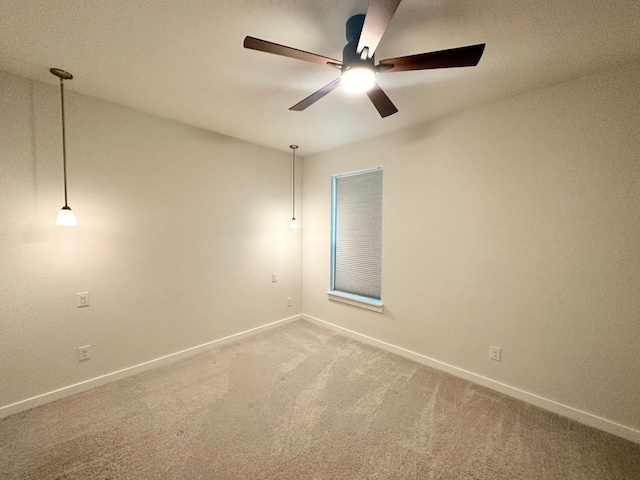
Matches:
[[1, 1, 639, 155]]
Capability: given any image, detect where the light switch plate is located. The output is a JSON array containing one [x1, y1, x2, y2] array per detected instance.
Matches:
[[490, 346, 501, 362], [77, 292, 90, 308], [78, 345, 91, 361]]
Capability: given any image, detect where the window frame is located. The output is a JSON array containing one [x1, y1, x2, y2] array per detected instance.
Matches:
[[328, 166, 384, 313]]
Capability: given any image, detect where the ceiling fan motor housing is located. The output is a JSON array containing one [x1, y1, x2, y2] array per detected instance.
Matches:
[[343, 14, 375, 70], [346, 14, 365, 43], [342, 40, 375, 71], [343, 15, 374, 71]]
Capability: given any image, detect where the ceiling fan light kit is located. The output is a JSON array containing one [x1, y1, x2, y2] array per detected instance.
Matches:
[[341, 14, 376, 93], [341, 67, 376, 93], [243, 0, 485, 118]]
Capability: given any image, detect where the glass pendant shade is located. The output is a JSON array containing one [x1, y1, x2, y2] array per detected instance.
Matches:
[[56, 206, 77, 226], [289, 217, 298, 229]]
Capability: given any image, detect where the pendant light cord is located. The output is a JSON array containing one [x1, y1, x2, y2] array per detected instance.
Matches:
[[290, 145, 298, 220], [59, 77, 69, 208]]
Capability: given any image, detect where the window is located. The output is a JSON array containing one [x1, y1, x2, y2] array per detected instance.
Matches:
[[329, 166, 383, 313]]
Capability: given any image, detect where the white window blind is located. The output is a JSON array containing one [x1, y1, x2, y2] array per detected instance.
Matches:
[[331, 167, 383, 301]]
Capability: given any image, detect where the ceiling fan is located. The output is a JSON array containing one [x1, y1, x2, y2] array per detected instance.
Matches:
[[243, 0, 485, 118]]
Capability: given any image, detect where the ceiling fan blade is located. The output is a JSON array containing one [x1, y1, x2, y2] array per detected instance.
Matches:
[[366, 82, 398, 118], [290, 78, 342, 111], [244, 36, 341, 67], [378, 43, 486, 73], [357, 0, 402, 58]]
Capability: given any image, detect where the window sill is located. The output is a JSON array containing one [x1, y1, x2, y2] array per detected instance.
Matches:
[[327, 291, 384, 314]]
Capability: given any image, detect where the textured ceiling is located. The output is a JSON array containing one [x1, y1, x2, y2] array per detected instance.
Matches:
[[1, 0, 639, 154]]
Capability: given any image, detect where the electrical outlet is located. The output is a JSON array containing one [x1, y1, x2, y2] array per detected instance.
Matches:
[[490, 346, 501, 362], [287, 297, 292, 307], [77, 292, 90, 308], [272, 273, 278, 283], [78, 345, 91, 361]]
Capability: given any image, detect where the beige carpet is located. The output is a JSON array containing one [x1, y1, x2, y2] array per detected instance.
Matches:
[[0, 320, 638, 479]]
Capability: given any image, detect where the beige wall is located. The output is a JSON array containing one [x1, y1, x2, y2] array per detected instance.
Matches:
[[0, 70, 302, 410], [2, 59, 639, 440], [302, 61, 640, 435]]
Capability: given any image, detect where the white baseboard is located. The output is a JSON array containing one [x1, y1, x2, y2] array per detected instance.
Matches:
[[302, 314, 640, 445], [3, 312, 638, 445], [0, 315, 302, 420]]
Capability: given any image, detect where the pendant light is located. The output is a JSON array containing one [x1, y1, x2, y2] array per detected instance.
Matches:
[[289, 145, 298, 229], [51, 68, 77, 226]]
